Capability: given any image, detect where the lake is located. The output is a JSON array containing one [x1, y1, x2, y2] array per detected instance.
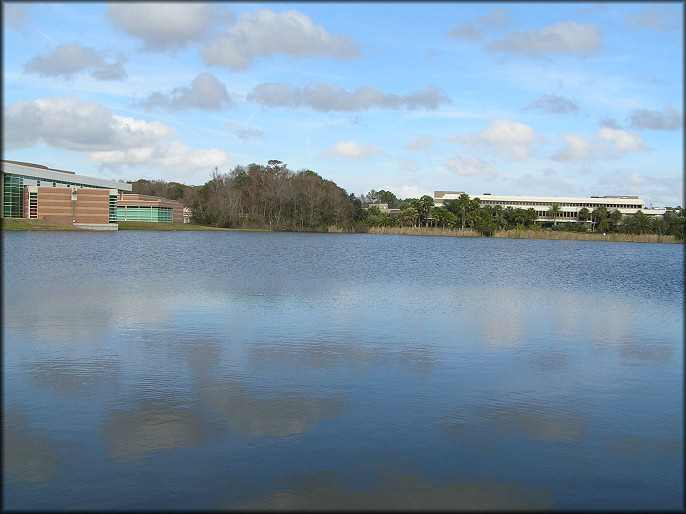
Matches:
[[2, 231, 683, 510]]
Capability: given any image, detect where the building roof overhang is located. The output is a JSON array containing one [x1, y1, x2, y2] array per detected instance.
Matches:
[[2, 160, 132, 192]]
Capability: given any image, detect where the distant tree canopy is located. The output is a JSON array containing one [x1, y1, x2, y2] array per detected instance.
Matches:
[[362, 189, 402, 208], [188, 162, 355, 230], [128, 170, 685, 239], [130, 179, 190, 203]]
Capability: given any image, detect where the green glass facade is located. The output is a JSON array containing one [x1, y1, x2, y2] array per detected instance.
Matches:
[[117, 205, 173, 222]]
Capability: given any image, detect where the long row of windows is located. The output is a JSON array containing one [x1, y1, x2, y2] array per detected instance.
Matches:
[[535, 211, 586, 219], [478, 199, 641, 209], [117, 205, 173, 222]]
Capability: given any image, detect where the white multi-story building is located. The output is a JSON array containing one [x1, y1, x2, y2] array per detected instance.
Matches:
[[434, 191, 667, 224]]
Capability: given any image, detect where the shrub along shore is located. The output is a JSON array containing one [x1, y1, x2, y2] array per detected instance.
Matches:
[[3, 218, 681, 243], [363, 225, 682, 243]]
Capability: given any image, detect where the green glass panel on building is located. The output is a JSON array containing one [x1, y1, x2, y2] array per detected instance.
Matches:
[[116, 205, 172, 222]]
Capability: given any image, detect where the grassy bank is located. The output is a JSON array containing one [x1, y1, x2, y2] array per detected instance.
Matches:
[[367, 226, 481, 237], [117, 221, 240, 231], [1, 218, 83, 231], [1, 219, 262, 231], [492, 228, 681, 243], [367, 225, 682, 243], [4, 218, 682, 243]]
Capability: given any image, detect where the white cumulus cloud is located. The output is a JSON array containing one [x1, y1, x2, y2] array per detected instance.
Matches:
[[553, 128, 647, 162], [597, 128, 647, 153], [202, 9, 360, 70], [319, 141, 381, 161], [472, 119, 546, 161], [4, 97, 173, 151], [3, 96, 228, 176], [445, 156, 496, 176], [552, 133, 605, 162], [107, 3, 230, 53]]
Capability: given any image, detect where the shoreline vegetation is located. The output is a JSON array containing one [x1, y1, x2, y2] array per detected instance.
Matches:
[[3, 161, 683, 243], [361, 225, 682, 244], [0, 219, 235, 231], [3, 218, 682, 243]]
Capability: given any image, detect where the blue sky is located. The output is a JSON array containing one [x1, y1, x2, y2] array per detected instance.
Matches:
[[3, 2, 683, 207]]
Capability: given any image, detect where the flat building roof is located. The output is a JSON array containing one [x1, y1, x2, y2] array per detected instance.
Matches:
[[2, 160, 132, 191], [434, 191, 644, 205]]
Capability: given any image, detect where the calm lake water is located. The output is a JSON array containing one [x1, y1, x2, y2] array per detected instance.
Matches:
[[2, 231, 683, 510]]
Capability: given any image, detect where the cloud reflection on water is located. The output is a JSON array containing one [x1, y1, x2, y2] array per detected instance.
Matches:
[[441, 401, 589, 446], [484, 404, 588, 443], [28, 357, 120, 396], [604, 432, 682, 463], [102, 399, 208, 462], [199, 376, 347, 438], [229, 470, 555, 510], [3, 283, 180, 342], [3, 410, 59, 483]]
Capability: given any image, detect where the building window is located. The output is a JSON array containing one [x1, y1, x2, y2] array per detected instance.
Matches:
[[116, 205, 173, 222], [28, 191, 38, 218], [109, 194, 117, 223]]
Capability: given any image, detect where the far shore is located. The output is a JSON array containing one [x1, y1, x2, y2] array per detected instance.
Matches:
[[364, 225, 682, 243], [2, 218, 682, 243], [1, 219, 254, 232]]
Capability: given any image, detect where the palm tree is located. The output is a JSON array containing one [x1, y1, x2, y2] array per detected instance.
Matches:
[[591, 206, 608, 232], [467, 198, 481, 229], [632, 210, 651, 234], [577, 207, 591, 231], [609, 209, 622, 229], [409, 199, 423, 227], [431, 206, 450, 228], [420, 195, 434, 227], [455, 193, 470, 230], [399, 207, 417, 227], [548, 203, 562, 226]]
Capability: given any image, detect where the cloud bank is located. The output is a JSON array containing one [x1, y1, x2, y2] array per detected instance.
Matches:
[[137, 73, 235, 112], [552, 128, 647, 162], [23, 41, 127, 81], [247, 82, 451, 112], [630, 106, 682, 131], [524, 94, 579, 114], [449, 8, 511, 41], [3, 96, 228, 174], [488, 21, 604, 55]]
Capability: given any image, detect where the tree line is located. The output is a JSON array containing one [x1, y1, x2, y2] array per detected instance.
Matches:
[[363, 191, 685, 239], [129, 164, 685, 239], [131, 160, 361, 230]]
